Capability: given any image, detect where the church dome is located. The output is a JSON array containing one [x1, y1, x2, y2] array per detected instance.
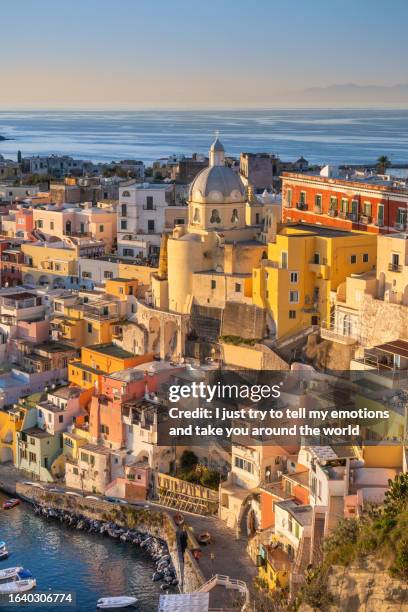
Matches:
[[189, 165, 246, 203]]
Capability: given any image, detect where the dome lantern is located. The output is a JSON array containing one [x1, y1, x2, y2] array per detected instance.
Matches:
[[209, 133, 225, 167]]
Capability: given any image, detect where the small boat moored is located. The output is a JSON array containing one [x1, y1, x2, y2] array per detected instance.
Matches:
[[0, 569, 36, 594], [3, 499, 20, 510], [97, 596, 138, 609], [0, 542, 8, 560], [0, 567, 23, 580]]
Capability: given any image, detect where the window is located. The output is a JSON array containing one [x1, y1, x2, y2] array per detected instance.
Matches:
[[289, 310, 296, 319], [314, 194, 322, 212], [120, 219, 127, 230], [290, 272, 298, 283], [104, 271, 113, 279], [82, 271, 92, 278], [286, 188, 292, 207], [340, 198, 348, 213], [362, 253, 369, 263], [210, 209, 221, 224], [50, 221, 54, 230], [123, 248, 134, 257], [55, 263, 61, 271], [313, 252, 320, 264], [101, 424, 110, 434], [146, 196, 154, 210], [234, 456, 254, 473], [289, 290, 299, 303], [37, 220, 43, 228], [121, 204, 127, 217], [87, 323, 93, 333], [377, 203, 384, 226], [122, 190, 130, 197], [363, 202, 372, 217], [235, 283, 241, 292], [29, 452, 37, 463], [193, 208, 200, 223], [147, 219, 155, 233], [351, 200, 358, 220], [211, 280, 216, 290], [397, 208, 407, 227], [231, 208, 238, 223], [329, 196, 338, 211], [99, 224, 104, 232], [288, 514, 293, 533], [299, 191, 306, 205], [350, 254, 357, 264], [281, 251, 288, 269], [58, 415, 63, 423]]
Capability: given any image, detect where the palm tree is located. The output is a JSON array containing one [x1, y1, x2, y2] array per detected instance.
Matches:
[[377, 155, 391, 175]]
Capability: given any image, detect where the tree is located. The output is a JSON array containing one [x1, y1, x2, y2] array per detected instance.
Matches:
[[179, 450, 198, 472], [377, 155, 391, 174], [384, 472, 408, 517]]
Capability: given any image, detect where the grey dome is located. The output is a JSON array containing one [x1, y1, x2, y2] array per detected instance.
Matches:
[[189, 165, 245, 200]]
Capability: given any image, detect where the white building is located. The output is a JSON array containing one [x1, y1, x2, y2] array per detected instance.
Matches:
[[117, 182, 187, 258]]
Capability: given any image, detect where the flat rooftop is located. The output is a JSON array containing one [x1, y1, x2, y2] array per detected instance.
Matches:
[[283, 223, 356, 238], [87, 343, 136, 359]]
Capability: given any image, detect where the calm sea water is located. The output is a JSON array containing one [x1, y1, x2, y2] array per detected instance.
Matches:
[[0, 493, 162, 612], [0, 109, 407, 165]]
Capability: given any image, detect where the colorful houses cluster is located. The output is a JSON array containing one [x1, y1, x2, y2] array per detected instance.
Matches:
[[0, 139, 407, 599]]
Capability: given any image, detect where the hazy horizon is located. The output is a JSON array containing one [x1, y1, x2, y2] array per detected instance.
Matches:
[[1, 0, 407, 109]]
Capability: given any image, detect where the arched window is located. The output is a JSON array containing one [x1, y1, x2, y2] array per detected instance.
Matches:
[[231, 208, 238, 223], [122, 190, 131, 197], [193, 207, 201, 223], [210, 209, 221, 223]]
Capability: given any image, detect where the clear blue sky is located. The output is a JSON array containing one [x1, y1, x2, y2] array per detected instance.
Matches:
[[1, 0, 407, 108]]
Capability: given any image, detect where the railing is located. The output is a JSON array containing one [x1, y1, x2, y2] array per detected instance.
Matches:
[[197, 574, 249, 603], [388, 263, 403, 272], [295, 202, 307, 210]]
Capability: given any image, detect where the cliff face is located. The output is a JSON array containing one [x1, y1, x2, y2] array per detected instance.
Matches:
[[301, 559, 407, 611]]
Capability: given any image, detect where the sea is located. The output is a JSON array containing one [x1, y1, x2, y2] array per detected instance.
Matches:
[[0, 108, 407, 166], [0, 493, 163, 612]]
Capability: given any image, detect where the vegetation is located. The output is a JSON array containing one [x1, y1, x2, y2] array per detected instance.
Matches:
[[177, 450, 223, 490], [219, 335, 261, 346], [377, 154, 391, 174], [299, 473, 408, 609]]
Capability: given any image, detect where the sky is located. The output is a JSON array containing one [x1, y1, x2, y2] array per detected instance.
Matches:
[[1, 0, 408, 108]]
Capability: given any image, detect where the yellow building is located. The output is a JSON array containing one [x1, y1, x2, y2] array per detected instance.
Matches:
[[22, 242, 78, 288], [252, 224, 377, 339], [258, 544, 290, 591], [0, 394, 41, 463], [68, 343, 153, 391], [51, 291, 124, 348], [105, 278, 138, 300]]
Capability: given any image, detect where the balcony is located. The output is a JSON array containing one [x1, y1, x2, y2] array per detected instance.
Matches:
[[314, 207, 322, 214], [320, 325, 358, 345], [295, 202, 307, 211], [328, 209, 338, 217], [359, 215, 372, 225], [142, 205, 157, 210], [309, 261, 329, 279], [388, 263, 403, 273], [346, 213, 358, 222]]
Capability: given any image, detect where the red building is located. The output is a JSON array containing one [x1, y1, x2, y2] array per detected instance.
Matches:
[[0, 241, 24, 287], [282, 171, 408, 234]]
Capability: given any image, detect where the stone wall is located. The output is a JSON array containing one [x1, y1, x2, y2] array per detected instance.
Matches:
[[16, 483, 206, 594], [360, 295, 408, 347]]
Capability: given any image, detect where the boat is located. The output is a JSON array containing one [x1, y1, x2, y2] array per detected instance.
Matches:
[[3, 499, 20, 510], [96, 596, 138, 609], [0, 567, 23, 580], [197, 531, 211, 545], [0, 542, 8, 560], [0, 569, 36, 594]]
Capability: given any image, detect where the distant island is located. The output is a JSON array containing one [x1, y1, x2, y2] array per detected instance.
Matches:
[[0, 135, 10, 141]]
